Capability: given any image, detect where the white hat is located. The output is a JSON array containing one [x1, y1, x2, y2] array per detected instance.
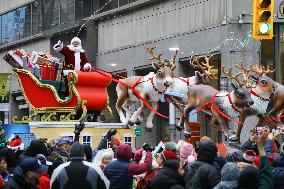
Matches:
[[71, 37, 81, 45]]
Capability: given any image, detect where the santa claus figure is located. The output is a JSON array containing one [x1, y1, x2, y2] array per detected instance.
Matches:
[[53, 37, 91, 73]]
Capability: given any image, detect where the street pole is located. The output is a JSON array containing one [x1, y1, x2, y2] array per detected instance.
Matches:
[[169, 103, 176, 141]]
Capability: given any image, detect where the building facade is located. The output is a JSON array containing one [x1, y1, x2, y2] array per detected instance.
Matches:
[[0, 0, 283, 146]]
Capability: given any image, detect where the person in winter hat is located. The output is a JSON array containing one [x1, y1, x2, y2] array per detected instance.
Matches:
[[3, 157, 48, 189], [242, 150, 256, 164], [165, 142, 176, 152], [180, 144, 194, 159], [150, 159, 185, 189], [185, 140, 220, 189], [104, 143, 152, 189], [213, 162, 240, 189], [50, 142, 109, 189], [24, 139, 48, 158], [93, 148, 114, 171], [225, 149, 243, 162], [176, 140, 187, 156]]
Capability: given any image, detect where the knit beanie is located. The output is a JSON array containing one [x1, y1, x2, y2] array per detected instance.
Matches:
[[176, 140, 187, 154], [226, 149, 243, 162], [213, 162, 240, 189], [197, 141, 217, 164], [164, 159, 180, 171], [165, 141, 176, 152], [243, 150, 256, 163], [162, 150, 178, 161], [180, 143, 194, 158], [238, 166, 260, 188], [116, 144, 132, 161], [70, 142, 85, 159]]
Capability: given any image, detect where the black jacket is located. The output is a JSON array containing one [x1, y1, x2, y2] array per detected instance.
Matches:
[[150, 167, 185, 189], [50, 159, 108, 189], [185, 161, 220, 189]]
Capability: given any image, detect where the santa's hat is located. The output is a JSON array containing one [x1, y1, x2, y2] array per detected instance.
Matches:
[[161, 150, 178, 161], [243, 150, 256, 163], [71, 37, 81, 45]]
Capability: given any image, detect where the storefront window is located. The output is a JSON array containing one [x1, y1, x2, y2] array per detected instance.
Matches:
[[60, 0, 75, 25], [32, 0, 42, 35], [42, 0, 59, 29], [1, 5, 31, 44]]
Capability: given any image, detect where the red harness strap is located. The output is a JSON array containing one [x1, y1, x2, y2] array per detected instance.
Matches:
[[250, 88, 270, 101], [176, 77, 191, 87], [226, 93, 241, 114], [149, 77, 169, 95]]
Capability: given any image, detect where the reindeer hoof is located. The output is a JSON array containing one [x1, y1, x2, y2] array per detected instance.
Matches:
[[184, 131, 191, 138], [176, 125, 183, 131], [135, 120, 141, 125], [128, 120, 135, 126], [145, 127, 152, 132]]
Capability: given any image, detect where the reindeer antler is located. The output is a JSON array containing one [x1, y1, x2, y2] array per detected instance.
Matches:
[[222, 65, 247, 87], [190, 55, 217, 80], [147, 47, 165, 67], [235, 60, 255, 88], [168, 49, 178, 69], [249, 63, 275, 76]]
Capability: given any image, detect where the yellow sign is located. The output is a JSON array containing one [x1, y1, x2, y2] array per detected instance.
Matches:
[[0, 73, 12, 103]]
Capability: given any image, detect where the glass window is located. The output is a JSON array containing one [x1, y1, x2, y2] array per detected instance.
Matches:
[[31, 0, 42, 35], [119, 0, 129, 7], [76, 0, 93, 20], [124, 136, 132, 147], [1, 5, 31, 45], [82, 136, 92, 146], [60, 0, 75, 25], [42, 0, 60, 29]]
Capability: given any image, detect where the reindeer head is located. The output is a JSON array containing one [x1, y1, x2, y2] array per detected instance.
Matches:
[[229, 82, 254, 108], [248, 64, 275, 93], [147, 47, 177, 87], [190, 55, 217, 85]]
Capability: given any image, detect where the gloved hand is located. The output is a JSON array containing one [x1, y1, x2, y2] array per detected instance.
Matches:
[[53, 40, 63, 51], [105, 129, 117, 140], [74, 122, 85, 134], [143, 143, 154, 152]]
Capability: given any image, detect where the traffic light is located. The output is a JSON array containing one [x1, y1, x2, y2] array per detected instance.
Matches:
[[252, 0, 274, 39]]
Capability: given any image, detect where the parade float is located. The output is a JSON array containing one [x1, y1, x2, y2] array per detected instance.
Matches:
[[3, 46, 284, 147]]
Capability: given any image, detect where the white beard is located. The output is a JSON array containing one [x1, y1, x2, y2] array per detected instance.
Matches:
[[67, 44, 84, 53]]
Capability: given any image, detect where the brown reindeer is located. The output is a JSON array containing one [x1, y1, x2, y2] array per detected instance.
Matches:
[[116, 47, 177, 131], [235, 63, 284, 141], [166, 55, 217, 132], [183, 65, 254, 141]]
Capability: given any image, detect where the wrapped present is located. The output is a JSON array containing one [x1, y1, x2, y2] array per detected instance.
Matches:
[[3, 50, 24, 68], [41, 63, 56, 80]]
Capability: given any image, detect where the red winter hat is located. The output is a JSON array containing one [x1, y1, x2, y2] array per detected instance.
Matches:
[[243, 150, 256, 162], [161, 150, 178, 161]]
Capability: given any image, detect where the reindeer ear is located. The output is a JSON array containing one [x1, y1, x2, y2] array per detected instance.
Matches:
[[152, 62, 160, 70], [195, 71, 202, 80], [229, 82, 239, 90], [249, 75, 259, 83]]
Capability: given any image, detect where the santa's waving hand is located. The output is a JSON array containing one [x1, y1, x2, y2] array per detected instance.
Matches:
[[53, 37, 91, 73]]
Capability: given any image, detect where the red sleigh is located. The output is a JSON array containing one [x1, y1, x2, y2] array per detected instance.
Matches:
[[12, 68, 112, 123]]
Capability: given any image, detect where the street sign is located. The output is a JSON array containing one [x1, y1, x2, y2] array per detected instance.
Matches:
[[135, 128, 142, 136]]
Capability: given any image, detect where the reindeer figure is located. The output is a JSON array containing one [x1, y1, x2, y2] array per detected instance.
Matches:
[[166, 55, 217, 132], [235, 63, 284, 141], [116, 47, 177, 131], [181, 63, 254, 142]]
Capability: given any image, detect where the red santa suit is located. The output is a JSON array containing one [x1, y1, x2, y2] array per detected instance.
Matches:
[[53, 37, 91, 72]]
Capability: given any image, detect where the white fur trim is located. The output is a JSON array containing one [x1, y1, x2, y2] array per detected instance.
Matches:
[[71, 37, 81, 45], [74, 52, 81, 71], [243, 153, 256, 162], [83, 63, 91, 71]]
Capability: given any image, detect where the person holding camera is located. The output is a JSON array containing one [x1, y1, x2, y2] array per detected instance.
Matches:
[[104, 143, 153, 189]]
